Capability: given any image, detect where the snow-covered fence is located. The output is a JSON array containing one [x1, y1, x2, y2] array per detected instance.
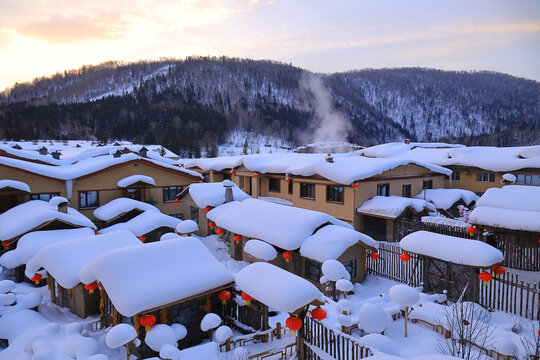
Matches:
[[303, 316, 372, 360], [366, 243, 423, 287], [478, 272, 540, 320], [393, 218, 476, 241]]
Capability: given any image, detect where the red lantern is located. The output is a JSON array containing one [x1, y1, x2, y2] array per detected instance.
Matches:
[[216, 228, 224, 237], [241, 292, 253, 306], [311, 307, 327, 321], [285, 177, 291, 183], [31, 273, 42, 285], [174, 199, 180, 204], [230, 169, 235, 175], [400, 253, 411, 264], [479, 271, 493, 285], [84, 281, 98, 294], [139, 314, 156, 331], [95, 232, 101, 235], [218, 290, 231, 305], [177, 232, 183, 236], [139, 236, 146, 242], [233, 235, 242, 244], [204, 206, 212, 212], [282, 251, 293, 263], [369, 252, 380, 261], [492, 266, 505, 277], [352, 182, 359, 189], [197, 180, 202, 183], [208, 221, 215, 229], [467, 226, 477, 236], [253, 173, 259, 177], [286, 316, 302, 335], [2, 241, 9, 250]]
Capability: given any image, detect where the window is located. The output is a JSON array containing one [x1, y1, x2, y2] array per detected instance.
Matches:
[[516, 174, 540, 185], [163, 186, 182, 202], [222, 173, 231, 180], [190, 206, 199, 224], [126, 188, 140, 200], [377, 183, 389, 196], [326, 185, 343, 203], [300, 183, 315, 199], [305, 260, 322, 281], [31, 193, 59, 201], [402, 184, 411, 198], [288, 181, 293, 195], [203, 173, 210, 183], [342, 260, 357, 279], [423, 180, 433, 189], [79, 191, 98, 209], [239, 176, 245, 188], [268, 178, 281, 192], [476, 172, 495, 182], [451, 172, 461, 181]]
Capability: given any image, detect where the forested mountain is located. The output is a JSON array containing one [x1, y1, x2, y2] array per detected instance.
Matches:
[[0, 57, 538, 157]]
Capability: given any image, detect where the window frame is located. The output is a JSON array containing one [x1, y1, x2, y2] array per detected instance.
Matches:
[[288, 180, 293, 195], [79, 191, 99, 209], [300, 183, 315, 200], [163, 186, 183, 203], [451, 172, 461, 181], [476, 172, 495, 182], [326, 185, 344, 203], [377, 183, 390, 197], [422, 179, 433, 189], [268, 178, 281, 193], [30, 192, 60, 201], [402, 184, 411, 198]]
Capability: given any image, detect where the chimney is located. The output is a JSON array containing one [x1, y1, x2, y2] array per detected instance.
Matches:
[[325, 154, 334, 163], [139, 146, 148, 158], [38, 146, 48, 155], [113, 150, 122, 158], [57, 200, 68, 213], [223, 181, 233, 203], [404, 139, 411, 144], [51, 151, 61, 160]]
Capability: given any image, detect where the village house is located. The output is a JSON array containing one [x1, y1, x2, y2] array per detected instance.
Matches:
[[0, 179, 32, 213], [93, 197, 159, 228], [24, 230, 142, 319], [414, 188, 479, 218]]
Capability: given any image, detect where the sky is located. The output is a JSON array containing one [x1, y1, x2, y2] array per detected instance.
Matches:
[[0, 0, 539, 90]]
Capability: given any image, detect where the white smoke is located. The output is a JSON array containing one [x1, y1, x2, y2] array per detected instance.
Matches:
[[299, 72, 353, 144]]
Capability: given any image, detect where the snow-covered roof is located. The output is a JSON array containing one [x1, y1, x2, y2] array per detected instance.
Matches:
[[469, 185, 540, 232], [0, 200, 96, 242], [93, 198, 158, 221], [0, 179, 31, 192], [357, 196, 436, 219], [0, 228, 95, 269], [207, 198, 352, 250], [183, 156, 243, 171], [241, 153, 326, 174], [235, 262, 323, 313], [415, 189, 479, 210], [188, 180, 250, 208], [400, 231, 504, 267], [25, 230, 141, 289], [176, 220, 198, 234], [79, 237, 234, 316], [421, 216, 469, 228], [300, 225, 377, 262], [244, 240, 278, 261], [117, 174, 156, 188], [100, 211, 181, 236]]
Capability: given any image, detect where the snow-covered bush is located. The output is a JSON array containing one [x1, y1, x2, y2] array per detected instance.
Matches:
[[358, 303, 387, 334], [201, 313, 222, 332], [145, 323, 187, 352], [214, 325, 233, 342], [389, 284, 420, 337], [105, 323, 137, 349], [159, 344, 181, 360], [320, 260, 350, 300]]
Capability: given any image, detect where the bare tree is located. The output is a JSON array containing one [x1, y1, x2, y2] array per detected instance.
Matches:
[[438, 301, 494, 360], [521, 320, 540, 360]]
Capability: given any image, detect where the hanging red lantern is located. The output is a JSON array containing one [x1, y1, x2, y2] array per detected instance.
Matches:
[[2, 241, 9, 250], [352, 182, 359, 189], [230, 169, 235, 175], [286, 316, 302, 335], [139, 236, 146, 242], [174, 199, 180, 204], [217, 290, 231, 305], [479, 271, 493, 285], [216, 228, 224, 237], [177, 232, 183, 236], [285, 177, 291, 183], [253, 173, 259, 177], [139, 314, 156, 331], [31, 273, 42, 285], [84, 281, 98, 294], [282, 251, 293, 263], [95, 232, 101, 235], [204, 206, 212, 212], [208, 221, 215, 229], [467, 226, 477, 236], [399, 253, 411, 264], [233, 235, 242, 244], [241, 292, 253, 306], [369, 252, 380, 261], [492, 266, 506, 277], [311, 307, 327, 321], [197, 180, 202, 183]]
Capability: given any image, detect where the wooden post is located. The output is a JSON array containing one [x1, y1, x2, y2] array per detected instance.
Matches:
[[134, 314, 141, 338], [276, 322, 281, 339], [125, 342, 130, 360], [159, 308, 168, 324], [225, 338, 231, 352], [404, 306, 408, 337]]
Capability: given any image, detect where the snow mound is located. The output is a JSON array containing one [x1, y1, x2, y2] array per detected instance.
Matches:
[[415, 188, 479, 210], [188, 180, 250, 208], [356, 334, 400, 356], [214, 325, 233, 342], [117, 174, 156, 188], [160, 344, 181, 360], [336, 279, 353, 292], [100, 210, 181, 237], [48, 196, 68, 208], [201, 313, 221, 332], [93, 198, 157, 221], [176, 220, 199, 234], [105, 324, 137, 349], [321, 260, 348, 282], [389, 285, 420, 307], [244, 240, 277, 261], [160, 232, 182, 241], [146, 324, 185, 352], [358, 303, 387, 334], [358, 196, 436, 219], [0, 179, 31, 193]]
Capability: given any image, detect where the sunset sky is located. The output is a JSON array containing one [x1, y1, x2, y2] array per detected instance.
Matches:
[[0, 0, 539, 90]]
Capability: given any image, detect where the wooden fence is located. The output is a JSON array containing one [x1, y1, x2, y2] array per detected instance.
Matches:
[[303, 316, 372, 360], [366, 242, 423, 287], [393, 218, 476, 240]]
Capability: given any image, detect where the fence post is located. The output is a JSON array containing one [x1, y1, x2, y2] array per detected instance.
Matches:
[[276, 322, 281, 339]]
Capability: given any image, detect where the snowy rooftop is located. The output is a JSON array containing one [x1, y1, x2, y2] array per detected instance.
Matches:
[[0, 200, 96, 242], [400, 231, 504, 267], [99, 210, 181, 236], [0, 227, 95, 269], [235, 262, 323, 313], [116, 174, 156, 188], [25, 229, 141, 289], [415, 189, 479, 210], [93, 198, 158, 221], [0, 179, 31, 192], [188, 180, 250, 208], [79, 237, 234, 316], [207, 198, 351, 250], [357, 196, 436, 219], [182, 155, 243, 171], [300, 225, 378, 263], [469, 185, 540, 232]]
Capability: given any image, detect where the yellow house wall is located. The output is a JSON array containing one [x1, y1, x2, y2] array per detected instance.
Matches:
[[0, 165, 66, 196], [444, 167, 540, 194]]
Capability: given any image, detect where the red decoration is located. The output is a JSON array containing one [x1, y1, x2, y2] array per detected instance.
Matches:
[[84, 281, 98, 294], [218, 290, 231, 305], [241, 292, 253, 306], [492, 266, 506, 277], [2, 241, 9, 250], [369, 252, 380, 261], [286, 316, 302, 335], [216, 228, 224, 237], [352, 182, 359, 189], [31, 273, 42, 285], [204, 206, 212, 212], [234, 235, 242, 244], [467, 226, 477, 236], [311, 307, 327, 321], [139, 236, 146, 242], [197, 180, 202, 183], [399, 253, 411, 264], [285, 177, 291, 183], [95, 232, 101, 235], [253, 173, 259, 177], [140, 314, 156, 331], [282, 251, 293, 263], [230, 169, 235, 175], [177, 232, 183, 236], [208, 221, 215, 229], [479, 271, 493, 285], [174, 199, 180, 204]]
